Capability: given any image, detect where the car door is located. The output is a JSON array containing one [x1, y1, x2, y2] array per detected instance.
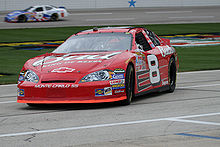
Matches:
[[45, 6, 54, 16], [144, 29, 171, 87], [134, 30, 166, 93], [33, 6, 45, 20]]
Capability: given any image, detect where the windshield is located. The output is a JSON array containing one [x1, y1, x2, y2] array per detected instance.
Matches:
[[53, 32, 132, 53], [24, 6, 33, 11]]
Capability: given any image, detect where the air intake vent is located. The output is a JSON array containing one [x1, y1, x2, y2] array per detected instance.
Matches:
[[41, 80, 75, 83]]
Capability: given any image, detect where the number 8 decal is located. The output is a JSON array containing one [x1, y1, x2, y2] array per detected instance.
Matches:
[[147, 55, 160, 84]]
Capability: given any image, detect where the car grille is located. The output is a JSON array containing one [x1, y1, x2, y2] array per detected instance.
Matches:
[[41, 80, 76, 83]]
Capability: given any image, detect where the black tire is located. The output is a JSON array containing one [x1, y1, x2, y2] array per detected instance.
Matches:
[[27, 103, 39, 107], [17, 15, 27, 22], [121, 65, 135, 105], [50, 14, 58, 21], [167, 57, 176, 92]]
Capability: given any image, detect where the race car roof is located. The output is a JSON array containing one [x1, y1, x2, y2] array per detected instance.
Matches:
[[76, 26, 145, 35]]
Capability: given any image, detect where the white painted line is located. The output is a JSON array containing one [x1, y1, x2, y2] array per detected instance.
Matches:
[[178, 70, 220, 75], [0, 84, 17, 87], [169, 16, 215, 19], [177, 83, 220, 89], [167, 118, 220, 126], [175, 112, 220, 119], [0, 112, 219, 138], [86, 18, 135, 21], [146, 11, 192, 14], [69, 13, 112, 16], [0, 101, 16, 104]]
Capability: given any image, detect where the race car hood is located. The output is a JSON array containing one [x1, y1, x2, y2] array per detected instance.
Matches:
[[24, 51, 129, 82], [6, 10, 25, 17]]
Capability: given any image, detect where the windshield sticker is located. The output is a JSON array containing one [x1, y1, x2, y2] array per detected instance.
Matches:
[[33, 52, 121, 67]]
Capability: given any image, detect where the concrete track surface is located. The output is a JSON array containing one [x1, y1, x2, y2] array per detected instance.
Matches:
[[0, 70, 220, 146], [0, 6, 220, 29]]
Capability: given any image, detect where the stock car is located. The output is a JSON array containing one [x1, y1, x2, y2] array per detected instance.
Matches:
[[17, 27, 179, 106], [5, 5, 68, 23]]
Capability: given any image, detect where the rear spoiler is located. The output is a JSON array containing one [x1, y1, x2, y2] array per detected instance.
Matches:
[[59, 6, 66, 9]]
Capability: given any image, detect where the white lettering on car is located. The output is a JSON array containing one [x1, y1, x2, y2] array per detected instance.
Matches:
[[34, 84, 79, 88], [158, 45, 175, 57], [33, 52, 121, 67]]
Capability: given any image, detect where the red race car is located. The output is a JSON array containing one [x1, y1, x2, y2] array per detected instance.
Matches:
[[17, 27, 179, 106]]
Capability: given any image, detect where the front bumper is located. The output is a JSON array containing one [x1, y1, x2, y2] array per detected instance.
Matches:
[[4, 16, 17, 22], [17, 81, 126, 104]]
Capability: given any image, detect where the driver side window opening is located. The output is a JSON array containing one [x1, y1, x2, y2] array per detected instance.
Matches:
[[46, 6, 52, 11], [135, 32, 151, 51], [145, 30, 161, 46], [34, 7, 43, 12]]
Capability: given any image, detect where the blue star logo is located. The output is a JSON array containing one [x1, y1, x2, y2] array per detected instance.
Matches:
[[128, 0, 136, 7]]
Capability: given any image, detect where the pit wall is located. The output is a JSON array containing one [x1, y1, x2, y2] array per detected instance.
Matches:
[[1, 0, 220, 11]]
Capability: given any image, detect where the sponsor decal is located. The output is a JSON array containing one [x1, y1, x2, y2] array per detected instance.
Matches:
[[104, 87, 112, 96], [18, 89, 24, 97], [33, 52, 121, 67], [18, 75, 24, 81], [134, 53, 147, 71], [162, 78, 169, 86], [95, 88, 104, 96], [112, 74, 124, 80], [158, 46, 175, 57], [112, 84, 125, 90], [95, 87, 113, 96], [114, 89, 125, 94], [110, 79, 125, 85], [51, 67, 75, 73], [114, 68, 125, 74], [34, 84, 79, 88]]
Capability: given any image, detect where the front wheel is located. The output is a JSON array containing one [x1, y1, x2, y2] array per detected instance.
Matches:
[[17, 15, 27, 22], [167, 57, 176, 92], [121, 65, 134, 105]]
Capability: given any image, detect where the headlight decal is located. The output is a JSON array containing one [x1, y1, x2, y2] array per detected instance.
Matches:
[[24, 70, 39, 83], [80, 68, 126, 83], [80, 70, 114, 83], [18, 70, 39, 83]]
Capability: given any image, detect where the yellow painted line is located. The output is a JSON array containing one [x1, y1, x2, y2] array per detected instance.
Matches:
[[0, 41, 64, 47]]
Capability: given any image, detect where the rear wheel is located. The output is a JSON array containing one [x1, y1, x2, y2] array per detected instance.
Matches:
[[50, 14, 58, 21], [167, 57, 176, 92], [121, 65, 134, 105], [17, 15, 27, 22]]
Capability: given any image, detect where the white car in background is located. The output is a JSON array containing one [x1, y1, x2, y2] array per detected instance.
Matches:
[[5, 5, 68, 22]]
